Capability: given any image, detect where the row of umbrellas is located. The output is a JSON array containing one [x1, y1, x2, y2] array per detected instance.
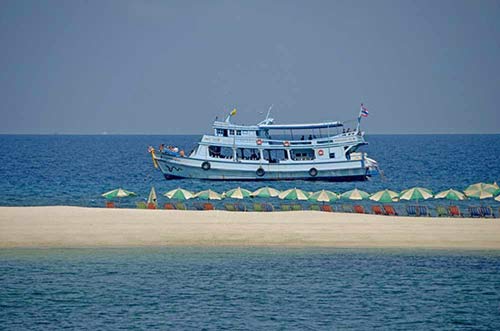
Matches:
[[102, 182, 500, 203]]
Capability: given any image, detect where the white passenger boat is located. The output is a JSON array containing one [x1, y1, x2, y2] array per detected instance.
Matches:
[[149, 106, 380, 181]]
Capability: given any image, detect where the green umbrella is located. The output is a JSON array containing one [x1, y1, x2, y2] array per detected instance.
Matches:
[[369, 189, 399, 203], [464, 182, 499, 199], [278, 188, 310, 200], [195, 189, 223, 200], [308, 190, 339, 203], [340, 188, 370, 200], [434, 189, 466, 201], [147, 187, 158, 207], [224, 187, 252, 199], [495, 194, 500, 202], [164, 188, 194, 200], [399, 187, 433, 201], [102, 188, 137, 199], [250, 186, 281, 198]]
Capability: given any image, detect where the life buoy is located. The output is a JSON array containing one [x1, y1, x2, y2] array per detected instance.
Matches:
[[309, 168, 318, 177], [283, 141, 290, 147], [256, 139, 263, 145], [318, 149, 324, 156], [201, 161, 211, 171], [256, 167, 265, 177]]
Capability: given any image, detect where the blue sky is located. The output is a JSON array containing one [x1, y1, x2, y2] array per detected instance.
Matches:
[[1, 0, 499, 134]]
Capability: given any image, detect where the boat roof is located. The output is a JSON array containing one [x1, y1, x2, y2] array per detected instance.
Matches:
[[258, 121, 343, 130], [213, 120, 343, 131]]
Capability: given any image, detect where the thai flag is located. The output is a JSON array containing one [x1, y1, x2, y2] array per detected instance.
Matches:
[[360, 104, 369, 117]]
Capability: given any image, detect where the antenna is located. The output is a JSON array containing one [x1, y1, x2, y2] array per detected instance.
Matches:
[[265, 104, 273, 120]]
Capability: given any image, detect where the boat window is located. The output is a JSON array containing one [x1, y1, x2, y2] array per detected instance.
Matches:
[[209, 145, 233, 159], [329, 152, 335, 159], [223, 129, 228, 137], [237, 148, 260, 160], [263, 149, 287, 163], [290, 149, 315, 161], [236, 130, 241, 136], [229, 130, 235, 136], [216, 129, 225, 136]]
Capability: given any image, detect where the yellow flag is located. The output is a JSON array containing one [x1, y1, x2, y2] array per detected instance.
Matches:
[[230, 108, 237, 116]]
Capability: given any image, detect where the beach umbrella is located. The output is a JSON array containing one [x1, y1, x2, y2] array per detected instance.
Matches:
[[278, 188, 310, 200], [308, 190, 339, 203], [195, 189, 223, 200], [102, 188, 137, 199], [340, 188, 370, 200], [464, 182, 499, 198], [164, 188, 194, 200], [434, 189, 466, 201], [250, 186, 281, 198], [495, 194, 500, 202], [147, 187, 158, 207], [369, 189, 399, 203], [399, 187, 433, 201], [224, 187, 252, 199]]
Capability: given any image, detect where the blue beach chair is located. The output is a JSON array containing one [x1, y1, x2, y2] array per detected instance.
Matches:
[[479, 206, 495, 218], [469, 206, 481, 218], [417, 206, 430, 217], [406, 205, 417, 216]]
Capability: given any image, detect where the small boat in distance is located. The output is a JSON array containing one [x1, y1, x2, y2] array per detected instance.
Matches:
[[149, 105, 380, 181]]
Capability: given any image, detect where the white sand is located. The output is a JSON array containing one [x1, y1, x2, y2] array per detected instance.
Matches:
[[0, 206, 499, 249]]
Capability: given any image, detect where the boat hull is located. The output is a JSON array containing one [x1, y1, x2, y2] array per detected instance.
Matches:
[[155, 155, 372, 181]]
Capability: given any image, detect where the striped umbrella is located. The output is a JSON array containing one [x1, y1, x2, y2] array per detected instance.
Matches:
[[278, 188, 310, 200], [340, 188, 370, 200], [434, 189, 466, 201], [399, 187, 433, 201], [164, 188, 194, 200], [250, 186, 281, 198], [308, 190, 339, 203], [224, 187, 252, 199], [464, 182, 499, 199], [369, 189, 399, 203], [495, 194, 500, 202], [195, 189, 223, 200], [102, 188, 137, 199]]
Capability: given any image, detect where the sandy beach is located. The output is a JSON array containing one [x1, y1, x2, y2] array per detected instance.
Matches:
[[0, 206, 498, 249]]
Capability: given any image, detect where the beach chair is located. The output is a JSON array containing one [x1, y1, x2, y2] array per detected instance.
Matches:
[[371, 205, 384, 215], [136, 201, 147, 209], [175, 202, 187, 210], [291, 204, 302, 211], [341, 204, 353, 213], [224, 203, 236, 211], [280, 204, 291, 211], [406, 205, 418, 216], [320, 205, 334, 212], [436, 205, 447, 217], [479, 206, 495, 218], [417, 206, 430, 217], [262, 203, 274, 212], [353, 205, 366, 214], [105, 201, 115, 208], [147, 203, 157, 209], [253, 203, 264, 212], [383, 205, 398, 216], [234, 203, 247, 212], [309, 204, 321, 211], [448, 205, 461, 217], [468, 206, 481, 218], [203, 203, 215, 210], [163, 203, 175, 210]]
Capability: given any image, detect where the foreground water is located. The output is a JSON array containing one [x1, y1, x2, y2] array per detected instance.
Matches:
[[0, 248, 499, 330], [0, 134, 499, 209]]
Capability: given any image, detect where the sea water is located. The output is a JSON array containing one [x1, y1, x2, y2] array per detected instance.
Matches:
[[1, 135, 500, 329], [0, 248, 499, 330], [0, 134, 499, 209]]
